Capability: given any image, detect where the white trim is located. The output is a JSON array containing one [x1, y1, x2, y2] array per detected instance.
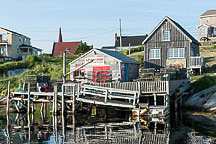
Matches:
[[168, 48, 184, 59], [149, 49, 160, 59]]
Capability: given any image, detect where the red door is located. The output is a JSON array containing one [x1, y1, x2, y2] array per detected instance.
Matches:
[[93, 66, 110, 83]]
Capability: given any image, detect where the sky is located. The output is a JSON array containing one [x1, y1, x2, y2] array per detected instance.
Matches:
[[1, 0, 216, 53]]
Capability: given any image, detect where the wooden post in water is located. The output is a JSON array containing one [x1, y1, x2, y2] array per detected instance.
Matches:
[[6, 81, 10, 114], [27, 83, 31, 114], [62, 85, 65, 115], [72, 85, 76, 113], [153, 94, 156, 106]]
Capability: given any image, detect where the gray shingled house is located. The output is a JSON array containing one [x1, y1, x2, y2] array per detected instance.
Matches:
[[69, 49, 140, 83], [142, 16, 204, 73]]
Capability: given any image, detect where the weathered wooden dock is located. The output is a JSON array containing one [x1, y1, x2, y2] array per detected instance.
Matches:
[[8, 79, 187, 116]]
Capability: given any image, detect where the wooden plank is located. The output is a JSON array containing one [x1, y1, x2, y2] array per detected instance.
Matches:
[[76, 98, 135, 108]]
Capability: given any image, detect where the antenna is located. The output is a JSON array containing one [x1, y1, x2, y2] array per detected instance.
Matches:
[[119, 18, 122, 50], [149, 9, 152, 33]]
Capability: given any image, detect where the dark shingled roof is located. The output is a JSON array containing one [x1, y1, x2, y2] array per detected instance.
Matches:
[[52, 42, 80, 56], [115, 35, 147, 47], [96, 49, 140, 64], [101, 46, 116, 50], [201, 10, 216, 16], [0, 27, 30, 38]]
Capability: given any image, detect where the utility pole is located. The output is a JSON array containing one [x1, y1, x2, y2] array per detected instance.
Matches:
[[119, 18, 122, 50], [63, 51, 66, 83]]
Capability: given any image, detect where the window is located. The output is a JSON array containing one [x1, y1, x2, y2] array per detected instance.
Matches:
[[74, 69, 85, 78], [200, 28, 207, 34], [214, 28, 216, 35], [163, 30, 170, 41], [0, 33, 7, 41], [149, 49, 160, 59], [168, 48, 184, 58], [206, 17, 209, 23], [19, 37, 23, 42]]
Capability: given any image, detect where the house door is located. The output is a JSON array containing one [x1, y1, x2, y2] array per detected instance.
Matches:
[[93, 66, 111, 83]]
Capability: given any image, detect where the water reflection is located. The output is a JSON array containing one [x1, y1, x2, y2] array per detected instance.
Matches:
[[1, 110, 216, 144]]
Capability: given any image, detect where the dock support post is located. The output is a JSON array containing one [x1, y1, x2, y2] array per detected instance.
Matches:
[[27, 83, 30, 115], [153, 94, 156, 106], [6, 81, 10, 114], [62, 85, 65, 115], [54, 86, 58, 115], [104, 89, 108, 103], [72, 85, 76, 113]]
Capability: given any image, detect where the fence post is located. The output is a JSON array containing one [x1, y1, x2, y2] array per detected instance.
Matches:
[[72, 85, 76, 113]]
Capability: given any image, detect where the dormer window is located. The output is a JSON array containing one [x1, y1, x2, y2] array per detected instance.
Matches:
[[163, 30, 170, 41], [19, 37, 22, 42]]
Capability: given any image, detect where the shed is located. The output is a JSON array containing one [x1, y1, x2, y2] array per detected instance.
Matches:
[[69, 49, 140, 83]]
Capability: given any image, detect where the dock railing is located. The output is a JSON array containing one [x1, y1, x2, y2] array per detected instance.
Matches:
[[190, 56, 205, 68], [91, 80, 186, 94]]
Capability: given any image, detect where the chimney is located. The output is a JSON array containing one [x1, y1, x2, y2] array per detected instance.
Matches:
[[115, 33, 117, 41], [58, 27, 63, 42]]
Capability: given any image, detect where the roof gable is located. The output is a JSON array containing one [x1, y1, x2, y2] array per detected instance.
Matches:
[[0, 27, 30, 38], [142, 16, 199, 44], [52, 42, 80, 56], [201, 10, 216, 17]]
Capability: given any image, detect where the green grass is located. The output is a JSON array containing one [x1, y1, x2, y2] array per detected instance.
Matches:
[[0, 54, 78, 95], [190, 73, 216, 92]]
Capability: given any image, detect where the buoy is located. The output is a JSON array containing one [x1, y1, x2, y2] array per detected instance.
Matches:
[[140, 108, 148, 115]]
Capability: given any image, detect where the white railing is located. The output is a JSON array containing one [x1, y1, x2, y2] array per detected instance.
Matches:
[[190, 56, 205, 67], [91, 81, 170, 94]]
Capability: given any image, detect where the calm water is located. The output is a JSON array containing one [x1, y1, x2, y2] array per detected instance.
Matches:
[[0, 108, 216, 144]]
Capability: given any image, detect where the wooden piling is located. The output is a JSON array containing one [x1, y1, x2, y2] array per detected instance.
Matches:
[[6, 81, 10, 114], [27, 83, 31, 114], [72, 85, 75, 113], [62, 85, 65, 114]]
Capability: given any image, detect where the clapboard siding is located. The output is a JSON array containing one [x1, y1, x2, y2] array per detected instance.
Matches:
[[144, 18, 199, 69]]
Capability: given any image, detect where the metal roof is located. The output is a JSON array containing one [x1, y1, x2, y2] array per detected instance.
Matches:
[[96, 49, 140, 64]]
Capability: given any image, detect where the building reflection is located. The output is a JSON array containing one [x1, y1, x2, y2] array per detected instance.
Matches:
[[2, 111, 216, 144]]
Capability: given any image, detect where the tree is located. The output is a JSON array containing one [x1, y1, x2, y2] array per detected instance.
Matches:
[[74, 41, 91, 55]]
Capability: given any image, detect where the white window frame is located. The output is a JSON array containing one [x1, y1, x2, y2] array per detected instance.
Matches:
[[163, 30, 170, 41], [19, 37, 23, 42], [149, 49, 160, 59], [168, 48, 184, 59], [0, 33, 7, 41], [206, 17, 209, 23], [200, 28, 207, 34]]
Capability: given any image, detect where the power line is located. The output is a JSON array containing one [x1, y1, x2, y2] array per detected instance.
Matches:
[[32, 29, 118, 42]]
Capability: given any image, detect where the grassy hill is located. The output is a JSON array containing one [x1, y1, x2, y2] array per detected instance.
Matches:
[[0, 55, 78, 95]]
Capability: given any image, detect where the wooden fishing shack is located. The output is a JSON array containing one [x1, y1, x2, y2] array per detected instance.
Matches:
[[68, 49, 140, 83]]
